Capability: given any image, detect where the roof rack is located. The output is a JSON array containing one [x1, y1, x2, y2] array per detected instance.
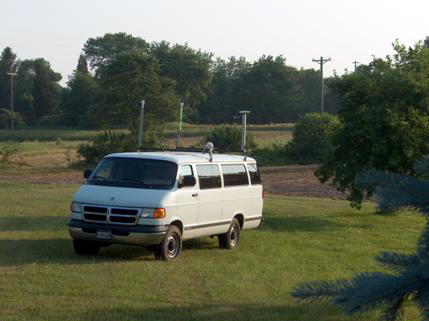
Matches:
[[137, 142, 249, 162]]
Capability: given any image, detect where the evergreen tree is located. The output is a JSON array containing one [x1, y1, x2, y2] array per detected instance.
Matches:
[[0, 47, 17, 110], [76, 54, 89, 74], [291, 157, 429, 321]]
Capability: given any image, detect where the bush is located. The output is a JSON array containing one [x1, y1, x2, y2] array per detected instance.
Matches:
[[77, 128, 165, 165], [287, 113, 340, 164], [250, 144, 290, 167], [202, 125, 256, 152]]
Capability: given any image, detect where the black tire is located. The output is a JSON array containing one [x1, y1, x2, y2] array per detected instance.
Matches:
[[73, 239, 101, 255], [154, 225, 182, 261], [218, 218, 240, 249]]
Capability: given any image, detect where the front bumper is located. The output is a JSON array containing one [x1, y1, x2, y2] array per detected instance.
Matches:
[[68, 219, 167, 246]]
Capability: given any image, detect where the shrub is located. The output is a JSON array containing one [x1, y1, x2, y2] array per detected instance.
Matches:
[[287, 113, 340, 164], [77, 127, 165, 165], [250, 144, 290, 167], [202, 125, 256, 152]]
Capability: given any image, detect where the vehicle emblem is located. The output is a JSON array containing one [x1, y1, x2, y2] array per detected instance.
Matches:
[[110, 197, 115, 201]]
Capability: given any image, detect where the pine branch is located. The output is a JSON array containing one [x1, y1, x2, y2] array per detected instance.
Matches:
[[415, 283, 429, 320], [375, 252, 421, 272], [380, 296, 406, 321], [414, 157, 429, 178], [355, 170, 429, 214], [291, 279, 352, 303], [417, 221, 429, 259]]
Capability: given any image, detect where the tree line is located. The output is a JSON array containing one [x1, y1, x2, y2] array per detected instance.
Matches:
[[0, 32, 338, 129]]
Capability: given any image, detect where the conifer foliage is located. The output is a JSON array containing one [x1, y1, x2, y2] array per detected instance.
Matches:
[[291, 157, 429, 321]]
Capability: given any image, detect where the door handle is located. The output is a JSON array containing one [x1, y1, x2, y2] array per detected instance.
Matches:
[[192, 193, 199, 197]]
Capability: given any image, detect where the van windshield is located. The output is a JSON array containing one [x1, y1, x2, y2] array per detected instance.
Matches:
[[87, 157, 178, 190]]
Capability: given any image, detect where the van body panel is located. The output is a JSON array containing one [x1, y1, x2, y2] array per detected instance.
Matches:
[[73, 185, 166, 208], [68, 151, 263, 251]]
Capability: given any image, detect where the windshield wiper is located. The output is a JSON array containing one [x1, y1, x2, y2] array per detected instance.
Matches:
[[120, 178, 153, 188], [91, 175, 110, 181]]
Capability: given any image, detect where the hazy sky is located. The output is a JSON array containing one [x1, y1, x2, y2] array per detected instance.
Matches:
[[1, 0, 428, 85]]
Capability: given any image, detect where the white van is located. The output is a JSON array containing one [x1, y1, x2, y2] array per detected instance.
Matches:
[[68, 150, 263, 261]]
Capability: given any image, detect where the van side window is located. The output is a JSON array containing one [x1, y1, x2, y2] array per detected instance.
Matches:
[[197, 164, 221, 189], [222, 164, 249, 187], [248, 163, 261, 185], [179, 165, 194, 187]]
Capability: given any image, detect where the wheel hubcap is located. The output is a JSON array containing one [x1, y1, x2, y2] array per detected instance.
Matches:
[[230, 226, 237, 247], [166, 234, 179, 258]]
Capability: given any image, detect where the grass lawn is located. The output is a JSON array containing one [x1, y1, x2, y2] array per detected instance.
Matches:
[[0, 182, 424, 320]]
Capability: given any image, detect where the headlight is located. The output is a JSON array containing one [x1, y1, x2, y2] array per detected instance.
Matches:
[[140, 208, 166, 219], [71, 202, 82, 213]]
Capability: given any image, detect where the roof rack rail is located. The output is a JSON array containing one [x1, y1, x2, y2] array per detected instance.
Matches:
[[136, 144, 249, 162], [137, 146, 206, 153]]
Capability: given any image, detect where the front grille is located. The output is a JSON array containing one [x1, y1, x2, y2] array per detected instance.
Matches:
[[82, 205, 140, 226]]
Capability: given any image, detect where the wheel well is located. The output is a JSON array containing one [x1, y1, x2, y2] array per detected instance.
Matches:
[[234, 214, 244, 229], [170, 220, 183, 235]]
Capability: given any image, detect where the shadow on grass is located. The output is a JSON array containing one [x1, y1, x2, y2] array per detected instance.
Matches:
[[263, 215, 372, 232], [0, 238, 157, 267], [77, 303, 350, 321], [0, 236, 224, 267], [0, 216, 68, 231]]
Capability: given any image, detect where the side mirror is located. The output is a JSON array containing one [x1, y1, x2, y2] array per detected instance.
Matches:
[[179, 176, 196, 188], [83, 169, 93, 179]]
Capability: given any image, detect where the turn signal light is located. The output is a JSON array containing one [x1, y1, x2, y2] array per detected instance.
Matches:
[[153, 208, 166, 219]]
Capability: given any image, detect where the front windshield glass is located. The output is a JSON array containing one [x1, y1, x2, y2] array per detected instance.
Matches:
[[87, 157, 178, 190]]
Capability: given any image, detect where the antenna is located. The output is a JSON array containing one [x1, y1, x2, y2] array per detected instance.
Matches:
[[137, 100, 145, 150], [238, 110, 250, 153], [204, 142, 214, 162], [176, 102, 184, 148]]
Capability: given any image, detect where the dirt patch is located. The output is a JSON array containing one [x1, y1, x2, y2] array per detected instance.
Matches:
[[260, 165, 346, 200], [0, 165, 346, 199]]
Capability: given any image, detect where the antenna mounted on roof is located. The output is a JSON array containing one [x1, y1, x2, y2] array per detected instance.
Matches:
[[204, 142, 214, 162]]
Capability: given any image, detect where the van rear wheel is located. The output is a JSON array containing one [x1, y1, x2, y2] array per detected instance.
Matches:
[[218, 218, 240, 249], [155, 225, 182, 261], [73, 239, 101, 255]]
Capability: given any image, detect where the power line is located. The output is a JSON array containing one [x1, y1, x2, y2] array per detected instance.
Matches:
[[352, 61, 359, 72], [312, 56, 331, 113]]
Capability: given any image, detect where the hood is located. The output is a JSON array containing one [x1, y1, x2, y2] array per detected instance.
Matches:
[[73, 184, 171, 208]]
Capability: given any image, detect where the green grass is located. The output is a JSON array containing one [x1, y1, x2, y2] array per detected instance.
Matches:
[[0, 181, 423, 320]]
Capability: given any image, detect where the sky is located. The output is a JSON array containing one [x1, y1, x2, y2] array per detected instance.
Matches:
[[1, 0, 428, 85]]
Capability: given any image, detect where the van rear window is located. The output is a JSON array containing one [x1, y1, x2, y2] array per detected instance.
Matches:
[[197, 164, 221, 189], [248, 163, 261, 185], [222, 164, 249, 187]]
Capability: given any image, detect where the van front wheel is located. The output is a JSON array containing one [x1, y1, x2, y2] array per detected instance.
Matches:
[[218, 218, 240, 249], [155, 225, 182, 261]]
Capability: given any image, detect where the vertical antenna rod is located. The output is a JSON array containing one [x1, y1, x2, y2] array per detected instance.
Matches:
[[176, 102, 184, 148], [138, 100, 145, 150], [239, 110, 250, 153], [6, 69, 17, 131], [312, 56, 331, 113]]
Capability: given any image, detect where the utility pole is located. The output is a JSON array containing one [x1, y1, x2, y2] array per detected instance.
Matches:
[[6, 69, 17, 131], [312, 56, 331, 113], [353, 61, 359, 72]]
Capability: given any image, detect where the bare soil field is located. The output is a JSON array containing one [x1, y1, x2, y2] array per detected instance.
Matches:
[[0, 165, 345, 199], [260, 165, 346, 200]]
